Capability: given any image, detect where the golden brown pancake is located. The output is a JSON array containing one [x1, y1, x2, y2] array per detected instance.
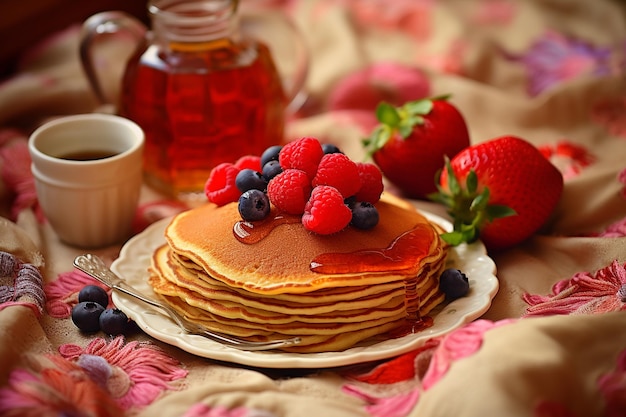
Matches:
[[149, 193, 448, 352]]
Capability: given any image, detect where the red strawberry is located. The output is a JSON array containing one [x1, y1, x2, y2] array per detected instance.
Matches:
[[363, 96, 470, 199], [430, 135, 564, 251]]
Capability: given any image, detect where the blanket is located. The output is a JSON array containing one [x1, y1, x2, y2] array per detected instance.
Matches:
[[2, 1, 626, 416]]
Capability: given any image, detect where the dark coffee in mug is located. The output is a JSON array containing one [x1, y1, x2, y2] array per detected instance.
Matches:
[[59, 149, 118, 161]]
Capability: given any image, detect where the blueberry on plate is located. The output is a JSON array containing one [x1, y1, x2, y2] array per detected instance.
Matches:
[[99, 308, 130, 336], [238, 189, 271, 221], [78, 284, 109, 308], [262, 159, 283, 181], [260, 145, 283, 167], [71, 301, 105, 333], [439, 268, 470, 300], [322, 143, 343, 154], [235, 168, 268, 193], [350, 201, 379, 230]]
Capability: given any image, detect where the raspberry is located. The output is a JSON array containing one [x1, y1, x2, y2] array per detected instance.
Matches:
[[354, 162, 384, 203], [204, 162, 241, 206], [267, 169, 312, 214], [278, 137, 324, 179], [302, 185, 351, 234], [312, 153, 361, 198], [234, 155, 262, 171]]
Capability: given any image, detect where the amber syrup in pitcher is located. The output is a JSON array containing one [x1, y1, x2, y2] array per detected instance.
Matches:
[[119, 1, 287, 199]]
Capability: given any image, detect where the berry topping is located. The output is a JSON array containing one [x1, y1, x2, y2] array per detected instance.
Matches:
[[261, 145, 283, 167], [78, 284, 109, 308], [302, 185, 352, 234], [439, 268, 470, 300], [71, 301, 105, 333], [236, 168, 268, 193], [205, 137, 386, 235], [238, 189, 271, 221], [350, 201, 379, 230], [354, 162, 384, 203], [234, 155, 262, 171], [262, 159, 283, 181], [267, 169, 312, 215], [279, 137, 324, 179], [312, 153, 361, 198], [204, 162, 242, 206], [99, 308, 131, 335]]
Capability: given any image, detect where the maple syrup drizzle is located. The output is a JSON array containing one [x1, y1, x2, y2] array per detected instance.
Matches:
[[233, 212, 300, 244], [310, 223, 431, 274]]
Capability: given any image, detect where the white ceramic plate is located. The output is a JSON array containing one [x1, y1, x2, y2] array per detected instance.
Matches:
[[111, 211, 498, 369]]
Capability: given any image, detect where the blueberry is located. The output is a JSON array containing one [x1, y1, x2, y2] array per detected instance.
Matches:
[[71, 301, 105, 332], [261, 145, 283, 167], [238, 189, 271, 221], [78, 285, 109, 308], [99, 308, 130, 335], [262, 160, 283, 181], [350, 201, 379, 230], [322, 143, 343, 154], [439, 268, 470, 300], [235, 169, 268, 193]]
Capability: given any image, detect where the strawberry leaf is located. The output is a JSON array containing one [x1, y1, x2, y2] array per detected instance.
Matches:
[[376, 103, 400, 126], [470, 187, 490, 212], [404, 99, 433, 116], [444, 158, 461, 196], [429, 157, 516, 247], [485, 204, 516, 220], [466, 170, 478, 194]]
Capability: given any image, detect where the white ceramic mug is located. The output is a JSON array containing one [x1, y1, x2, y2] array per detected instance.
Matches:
[[28, 114, 144, 248]]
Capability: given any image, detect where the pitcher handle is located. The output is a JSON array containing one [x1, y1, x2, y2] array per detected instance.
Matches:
[[280, 15, 309, 114], [239, 5, 309, 114], [79, 11, 147, 105]]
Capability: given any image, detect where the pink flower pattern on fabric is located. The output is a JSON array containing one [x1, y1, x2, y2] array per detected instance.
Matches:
[[44, 269, 111, 318], [59, 337, 188, 410], [0, 136, 43, 222], [342, 320, 513, 417], [505, 30, 614, 96], [471, 0, 516, 25], [591, 97, 626, 140], [523, 260, 626, 317], [537, 141, 595, 180], [597, 349, 626, 416], [0, 336, 187, 415]]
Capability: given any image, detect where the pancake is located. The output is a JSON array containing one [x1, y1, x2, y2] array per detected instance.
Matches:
[[148, 192, 448, 352]]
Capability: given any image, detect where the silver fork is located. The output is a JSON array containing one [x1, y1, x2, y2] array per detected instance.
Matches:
[[73, 254, 301, 351]]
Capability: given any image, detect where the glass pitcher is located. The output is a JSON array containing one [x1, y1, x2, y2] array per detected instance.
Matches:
[[80, 0, 308, 201]]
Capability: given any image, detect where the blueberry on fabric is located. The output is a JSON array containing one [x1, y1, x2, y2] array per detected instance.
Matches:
[[99, 308, 130, 335], [72, 301, 105, 332], [78, 285, 109, 308]]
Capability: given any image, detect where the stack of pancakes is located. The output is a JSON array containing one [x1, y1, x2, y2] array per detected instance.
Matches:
[[148, 194, 448, 352]]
